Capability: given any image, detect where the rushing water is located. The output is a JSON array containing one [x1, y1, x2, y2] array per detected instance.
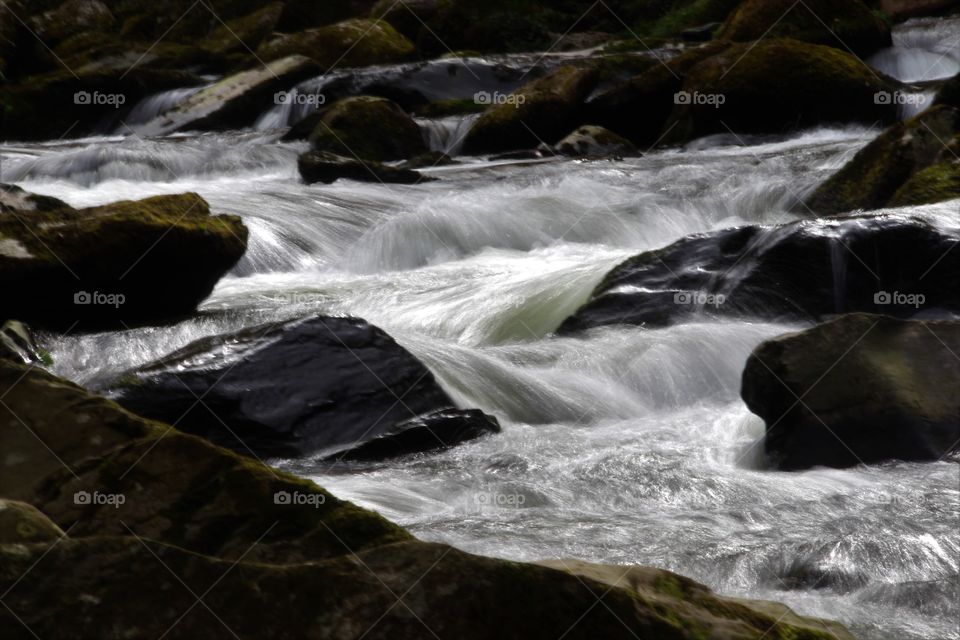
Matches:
[[2, 19, 959, 640]]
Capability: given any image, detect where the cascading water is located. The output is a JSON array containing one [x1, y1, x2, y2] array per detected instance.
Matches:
[[416, 114, 482, 155], [1, 17, 958, 640]]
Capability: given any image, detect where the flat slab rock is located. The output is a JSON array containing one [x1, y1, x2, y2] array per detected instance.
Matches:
[[107, 314, 499, 459]]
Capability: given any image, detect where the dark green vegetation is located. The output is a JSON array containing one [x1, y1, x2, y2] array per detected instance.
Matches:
[[0, 357, 855, 639]]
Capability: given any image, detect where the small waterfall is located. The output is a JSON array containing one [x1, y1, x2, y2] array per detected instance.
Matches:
[[118, 86, 206, 131], [869, 47, 959, 83], [416, 114, 481, 156]]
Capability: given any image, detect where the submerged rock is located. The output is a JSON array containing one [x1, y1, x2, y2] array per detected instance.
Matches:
[[132, 55, 319, 136], [718, 0, 892, 57], [463, 66, 600, 154], [0, 191, 247, 330], [806, 106, 960, 214], [298, 150, 430, 184], [307, 95, 427, 162], [0, 359, 855, 639], [742, 313, 960, 469], [553, 125, 637, 157], [559, 215, 960, 333], [108, 315, 495, 459]]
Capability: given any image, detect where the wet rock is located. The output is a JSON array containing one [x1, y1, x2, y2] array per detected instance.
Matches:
[[719, 0, 892, 57], [806, 106, 960, 214], [108, 315, 493, 458], [742, 313, 960, 469], [877, 0, 960, 22], [28, 0, 115, 46], [0, 500, 64, 544], [257, 18, 415, 67], [553, 125, 637, 157], [559, 215, 960, 333], [0, 184, 68, 212], [132, 55, 320, 136], [298, 150, 431, 184], [329, 409, 500, 462], [0, 359, 855, 640], [936, 72, 960, 109], [307, 96, 427, 162], [463, 66, 600, 154], [0, 321, 46, 365], [0, 191, 247, 330], [203, 2, 284, 56]]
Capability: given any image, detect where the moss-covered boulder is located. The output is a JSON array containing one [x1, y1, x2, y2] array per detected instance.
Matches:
[[27, 0, 115, 45], [307, 95, 427, 161], [0, 499, 64, 544], [0, 191, 247, 330], [257, 17, 415, 66], [742, 313, 960, 470], [806, 105, 960, 214], [554, 124, 637, 157], [463, 66, 600, 154], [203, 2, 284, 56], [719, 0, 892, 57], [130, 55, 319, 136], [665, 38, 898, 143], [0, 359, 855, 639]]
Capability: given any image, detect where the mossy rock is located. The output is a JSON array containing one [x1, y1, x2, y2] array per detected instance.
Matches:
[[554, 124, 638, 157], [718, 0, 892, 57], [806, 105, 960, 214], [203, 2, 284, 56], [257, 18, 415, 67], [0, 192, 247, 329], [935, 72, 960, 109], [278, 0, 380, 31], [28, 0, 116, 45], [889, 159, 960, 207], [308, 95, 426, 161], [0, 500, 64, 543], [463, 66, 600, 154], [664, 38, 899, 143]]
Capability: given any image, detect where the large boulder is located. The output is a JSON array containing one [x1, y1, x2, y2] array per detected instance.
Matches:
[[463, 66, 600, 154], [742, 313, 960, 469], [107, 315, 499, 458], [257, 18, 415, 66], [806, 105, 960, 214], [131, 55, 319, 136], [307, 96, 427, 162], [719, 0, 891, 57], [559, 215, 960, 333], [0, 191, 247, 330], [0, 358, 855, 639], [298, 150, 430, 184]]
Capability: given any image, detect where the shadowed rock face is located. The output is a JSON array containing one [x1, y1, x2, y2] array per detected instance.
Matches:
[[0, 191, 247, 331], [0, 358, 855, 640], [558, 215, 960, 333], [107, 315, 499, 459], [742, 313, 960, 470]]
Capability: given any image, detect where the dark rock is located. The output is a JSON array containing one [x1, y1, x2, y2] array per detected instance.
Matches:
[[28, 0, 115, 46], [489, 149, 547, 161], [681, 22, 722, 42], [131, 55, 320, 136], [554, 125, 637, 157], [806, 106, 960, 214], [0, 499, 64, 544], [0, 191, 247, 330], [0, 320, 46, 364], [719, 0, 892, 57], [877, 0, 960, 21], [463, 66, 600, 154], [257, 18, 415, 66], [742, 313, 960, 469], [936, 73, 960, 109], [298, 150, 431, 184], [307, 96, 427, 162], [0, 183, 69, 212], [330, 409, 500, 462], [559, 215, 960, 333], [108, 315, 494, 459]]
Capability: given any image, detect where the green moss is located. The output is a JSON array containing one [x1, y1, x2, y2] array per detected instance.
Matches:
[[308, 96, 426, 161], [889, 159, 960, 207], [258, 18, 415, 67]]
